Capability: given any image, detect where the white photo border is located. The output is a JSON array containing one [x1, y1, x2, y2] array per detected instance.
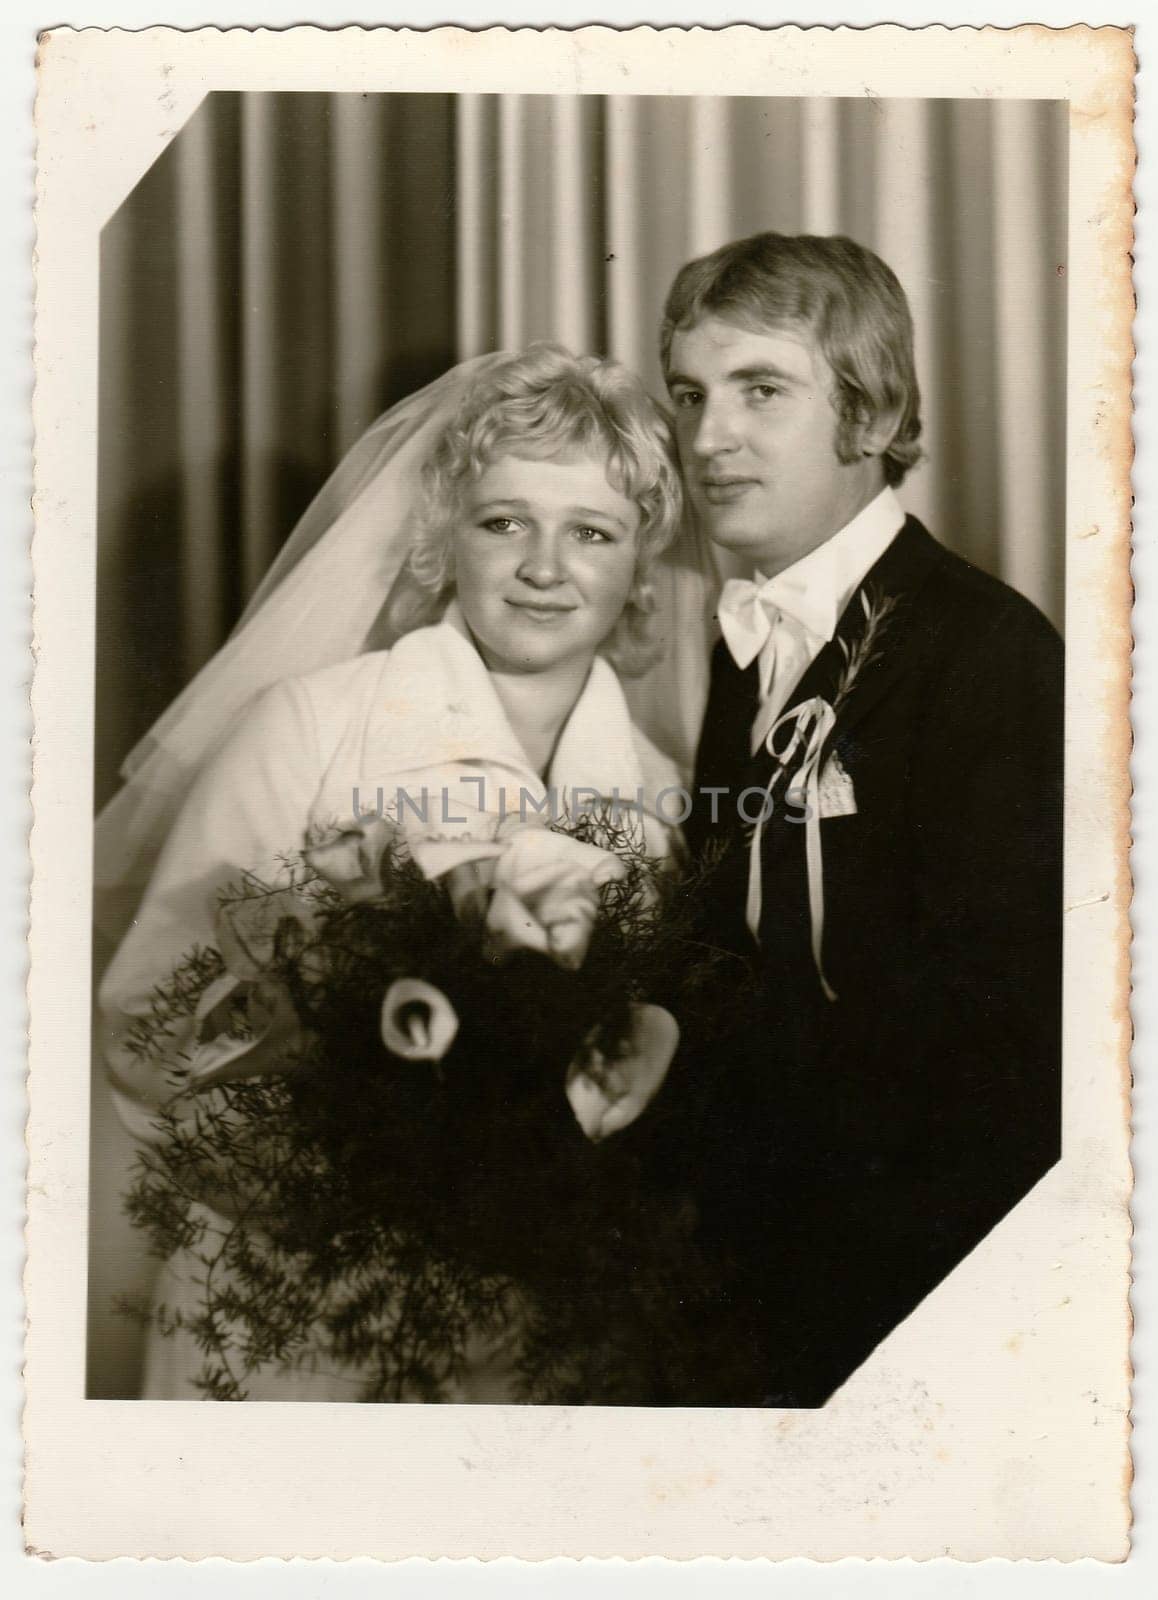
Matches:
[[25, 19, 1135, 1566]]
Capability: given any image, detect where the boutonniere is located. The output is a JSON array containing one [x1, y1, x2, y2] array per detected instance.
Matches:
[[759, 584, 901, 786], [830, 584, 902, 715]]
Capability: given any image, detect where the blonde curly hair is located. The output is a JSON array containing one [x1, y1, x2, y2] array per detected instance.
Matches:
[[384, 343, 684, 676]]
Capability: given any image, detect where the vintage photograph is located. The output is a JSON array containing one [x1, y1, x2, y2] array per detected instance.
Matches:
[[88, 88, 1066, 1406], [28, 24, 1133, 1561]]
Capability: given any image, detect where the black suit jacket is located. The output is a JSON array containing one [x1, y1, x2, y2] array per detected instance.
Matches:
[[670, 516, 1063, 1406]]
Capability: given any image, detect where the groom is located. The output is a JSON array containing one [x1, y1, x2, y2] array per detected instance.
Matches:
[[661, 233, 1063, 1406]]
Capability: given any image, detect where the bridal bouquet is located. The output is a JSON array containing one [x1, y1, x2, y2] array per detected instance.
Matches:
[[122, 810, 747, 1402]]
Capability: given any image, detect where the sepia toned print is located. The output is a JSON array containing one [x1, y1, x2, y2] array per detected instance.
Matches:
[[28, 24, 1133, 1560]]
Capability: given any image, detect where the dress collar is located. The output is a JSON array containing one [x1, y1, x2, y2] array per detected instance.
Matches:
[[365, 601, 646, 804]]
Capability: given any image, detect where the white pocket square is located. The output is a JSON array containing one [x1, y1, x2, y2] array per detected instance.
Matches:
[[818, 750, 857, 818]]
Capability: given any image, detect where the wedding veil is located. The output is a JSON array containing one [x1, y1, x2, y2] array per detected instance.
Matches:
[[93, 352, 510, 944], [94, 349, 722, 946]]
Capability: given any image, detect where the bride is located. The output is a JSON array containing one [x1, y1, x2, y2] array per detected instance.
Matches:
[[96, 343, 699, 1400]]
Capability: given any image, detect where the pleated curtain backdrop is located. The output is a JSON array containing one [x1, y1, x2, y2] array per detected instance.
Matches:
[[89, 90, 1068, 1400], [96, 91, 1067, 809]]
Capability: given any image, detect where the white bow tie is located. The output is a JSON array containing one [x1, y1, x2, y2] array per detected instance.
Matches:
[[716, 573, 837, 673]]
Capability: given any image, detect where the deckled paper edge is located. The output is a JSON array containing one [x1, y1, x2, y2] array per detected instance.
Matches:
[[24, 22, 1136, 1563]]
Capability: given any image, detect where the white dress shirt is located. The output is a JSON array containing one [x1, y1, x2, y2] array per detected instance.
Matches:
[[718, 487, 907, 753]]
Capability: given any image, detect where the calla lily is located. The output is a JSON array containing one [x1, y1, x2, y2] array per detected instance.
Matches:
[[186, 976, 303, 1089], [565, 1003, 679, 1142], [305, 815, 403, 903], [180, 888, 319, 1090], [380, 977, 459, 1063]]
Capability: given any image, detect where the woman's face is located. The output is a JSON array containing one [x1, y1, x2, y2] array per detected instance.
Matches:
[[452, 451, 641, 678]]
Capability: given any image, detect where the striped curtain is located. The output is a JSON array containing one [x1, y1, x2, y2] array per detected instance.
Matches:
[[454, 94, 1067, 613], [90, 89, 1068, 1400], [96, 91, 1067, 809]]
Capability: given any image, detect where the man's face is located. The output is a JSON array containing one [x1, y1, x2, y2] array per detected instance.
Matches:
[[665, 316, 883, 574]]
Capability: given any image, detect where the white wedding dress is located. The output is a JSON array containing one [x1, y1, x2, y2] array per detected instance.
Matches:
[[101, 603, 681, 1401]]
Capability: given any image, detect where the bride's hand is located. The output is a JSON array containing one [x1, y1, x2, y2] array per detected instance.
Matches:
[[483, 873, 600, 969], [479, 827, 624, 970]]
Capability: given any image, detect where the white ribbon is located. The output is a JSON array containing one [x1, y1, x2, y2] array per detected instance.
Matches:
[[745, 694, 839, 1003]]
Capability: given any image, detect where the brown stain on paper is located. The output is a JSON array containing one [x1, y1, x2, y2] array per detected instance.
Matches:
[[1065, 23, 1136, 1560]]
